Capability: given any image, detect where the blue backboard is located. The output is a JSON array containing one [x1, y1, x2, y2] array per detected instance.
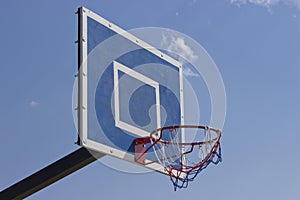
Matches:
[[77, 7, 184, 174]]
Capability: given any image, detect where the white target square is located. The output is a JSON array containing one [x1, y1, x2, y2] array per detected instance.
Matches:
[[113, 61, 161, 137]]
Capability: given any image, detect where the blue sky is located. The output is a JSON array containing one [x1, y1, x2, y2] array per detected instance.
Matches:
[[0, 1, 300, 199]]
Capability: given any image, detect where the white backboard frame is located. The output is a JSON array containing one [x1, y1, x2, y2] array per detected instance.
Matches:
[[77, 7, 184, 175]]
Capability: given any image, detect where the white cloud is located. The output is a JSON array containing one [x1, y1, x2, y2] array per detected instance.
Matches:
[[183, 67, 200, 77], [230, 0, 279, 7], [162, 33, 198, 63], [161, 32, 168, 47], [161, 33, 199, 77], [30, 101, 39, 107], [230, 0, 300, 9]]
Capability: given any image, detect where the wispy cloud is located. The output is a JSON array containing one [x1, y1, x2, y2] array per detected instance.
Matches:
[[30, 100, 39, 107], [183, 67, 200, 77], [161, 33, 199, 77], [230, 0, 279, 7], [162, 33, 198, 63], [230, 0, 300, 9]]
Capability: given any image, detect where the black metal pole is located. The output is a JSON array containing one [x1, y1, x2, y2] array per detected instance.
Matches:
[[0, 7, 104, 200], [0, 147, 104, 200]]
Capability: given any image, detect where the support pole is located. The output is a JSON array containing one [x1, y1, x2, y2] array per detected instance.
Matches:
[[0, 147, 104, 200]]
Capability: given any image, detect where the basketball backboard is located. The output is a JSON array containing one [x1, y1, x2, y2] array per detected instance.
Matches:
[[77, 7, 184, 174]]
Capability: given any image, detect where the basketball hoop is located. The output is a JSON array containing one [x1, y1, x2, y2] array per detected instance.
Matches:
[[134, 125, 222, 190]]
